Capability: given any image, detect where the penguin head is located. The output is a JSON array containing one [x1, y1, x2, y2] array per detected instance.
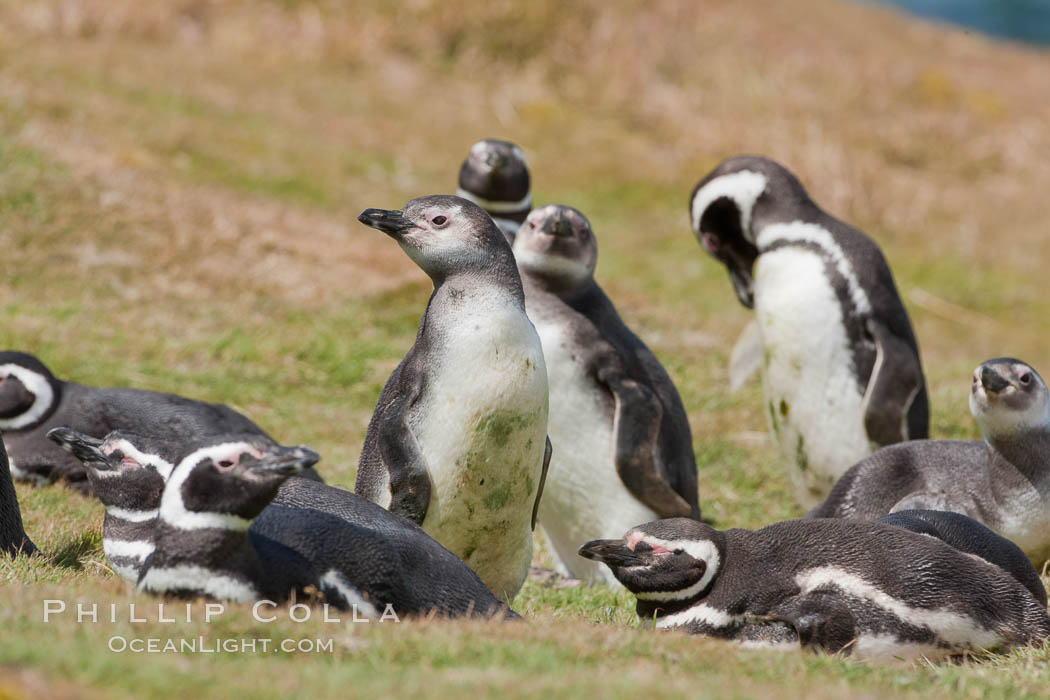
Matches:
[[513, 204, 597, 291], [159, 436, 320, 529], [579, 518, 725, 603], [689, 156, 809, 308], [48, 428, 174, 514], [969, 358, 1050, 438], [0, 351, 60, 431], [358, 195, 516, 284], [457, 139, 531, 217]]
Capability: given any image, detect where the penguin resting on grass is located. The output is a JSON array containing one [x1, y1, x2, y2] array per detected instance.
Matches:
[[811, 358, 1050, 564], [355, 195, 551, 601], [580, 518, 1050, 661], [513, 204, 701, 584], [51, 428, 514, 618], [688, 156, 927, 508], [0, 351, 274, 494]]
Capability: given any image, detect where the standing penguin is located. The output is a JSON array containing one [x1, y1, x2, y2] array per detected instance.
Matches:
[[456, 139, 532, 243], [812, 358, 1050, 563], [513, 204, 701, 584], [0, 437, 36, 556], [689, 156, 928, 507], [0, 351, 274, 494], [580, 518, 1050, 660], [355, 195, 551, 600]]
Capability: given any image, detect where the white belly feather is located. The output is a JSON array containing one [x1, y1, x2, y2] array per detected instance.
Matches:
[[532, 320, 659, 585], [410, 299, 549, 599], [754, 246, 873, 507]]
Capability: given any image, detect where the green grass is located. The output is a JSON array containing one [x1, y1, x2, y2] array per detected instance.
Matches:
[[3, 0, 1050, 697]]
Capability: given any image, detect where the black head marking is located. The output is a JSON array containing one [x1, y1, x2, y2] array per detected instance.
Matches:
[[457, 139, 531, 212], [0, 351, 61, 429]]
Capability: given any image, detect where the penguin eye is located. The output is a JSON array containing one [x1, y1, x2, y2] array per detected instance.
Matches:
[[429, 214, 449, 227], [1020, 372, 1032, 386], [121, 457, 140, 467], [215, 459, 237, 472]]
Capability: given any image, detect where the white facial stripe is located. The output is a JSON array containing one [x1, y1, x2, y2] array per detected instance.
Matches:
[[690, 170, 768, 243], [795, 567, 1001, 648], [654, 603, 742, 630], [320, 570, 379, 618], [0, 364, 55, 430], [455, 188, 532, 214], [159, 442, 260, 532], [7, 457, 49, 485], [138, 565, 259, 603], [103, 538, 155, 561], [106, 506, 159, 523], [631, 536, 721, 601], [756, 221, 872, 316], [105, 439, 176, 480]]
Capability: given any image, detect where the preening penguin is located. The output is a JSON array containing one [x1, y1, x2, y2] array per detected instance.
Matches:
[[0, 351, 273, 494], [0, 437, 36, 556], [357, 194, 551, 600], [812, 358, 1050, 563], [457, 139, 532, 242], [514, 204, 701, 584], [688, 156, 928, 507], [580, 518, 1050, 661]]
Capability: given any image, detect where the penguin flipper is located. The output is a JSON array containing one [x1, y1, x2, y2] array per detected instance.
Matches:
[[531, 436, 552, 531], [375, 380, 432, 525], [598, 367, 695, 519], [768, 592, 859, 655], [728, 319, 762, 393], [861, 318, 925, 446]]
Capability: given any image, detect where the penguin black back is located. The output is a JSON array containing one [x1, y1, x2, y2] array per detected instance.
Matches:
[[878, 509, 1047, 607]]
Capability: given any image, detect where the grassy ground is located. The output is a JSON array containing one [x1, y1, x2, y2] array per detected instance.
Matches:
[[1, 0, 1050, 697]]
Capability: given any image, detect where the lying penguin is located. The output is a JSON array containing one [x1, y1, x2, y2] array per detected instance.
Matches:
[[0, 437, 36, 556], [513, 204, 701, 584], [878, 510, 1047, 607], [0, 351, 273, 493], [456, 138, 532, 242], [810, 358, 1050, 563], [688, 156, 928, 508], [580, 518, 1050, 661], [355, 195, 551, 600], [51, 428, 512, 618]]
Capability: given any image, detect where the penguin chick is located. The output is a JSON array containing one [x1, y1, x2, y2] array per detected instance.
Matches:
[[688, 156, 928, 507], [355, 195, 551, 601], [812, 358, 1050, 564], [0, 351, 274, 494], [513, 204, 700, 584], [580, 518, 1050, 661], [457, 138, 532, 242]]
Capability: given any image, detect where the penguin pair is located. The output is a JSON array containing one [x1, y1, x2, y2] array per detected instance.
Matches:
[[0, 351, 272, 494], [812, 358, 1050, 563], [689, 156, 928, 508], [580, 517, 1050, 661], [357, 174, 701, 588], [50, 428, 514, 619]]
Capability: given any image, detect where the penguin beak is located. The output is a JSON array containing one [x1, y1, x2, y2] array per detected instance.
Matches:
[[358, 208, 416, 236], [578, 539, 646, 567], [542, 211, 573, 238], [252, 445, 320, 477], [980, 366, 1010, 394], [728, 265, 755, 309], [46, 428, 110, 469]]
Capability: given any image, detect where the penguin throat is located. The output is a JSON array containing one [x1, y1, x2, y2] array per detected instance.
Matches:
[[0, 365, 57, 431]]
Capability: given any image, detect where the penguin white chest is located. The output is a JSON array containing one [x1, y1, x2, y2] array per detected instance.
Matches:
[[753, 246, 872, 505], [532, 319, 660, 584], [410, 301, 549, 597]]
